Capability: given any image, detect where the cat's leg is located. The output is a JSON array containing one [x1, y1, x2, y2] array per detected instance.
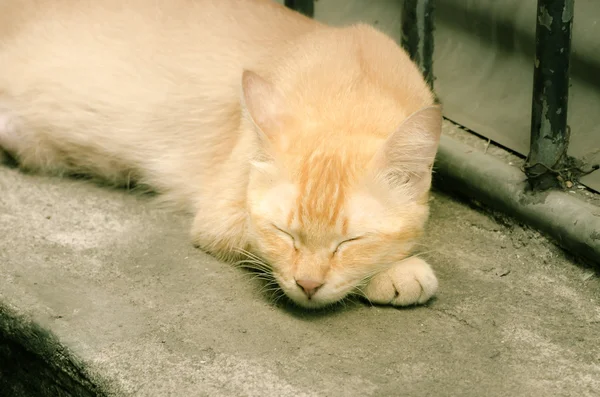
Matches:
[[0, 103, 77, 175], [363, 256, 438, 306], [189, 206, 250, 262], [0, 105, 51, 171], [0, 107, 18, 163]]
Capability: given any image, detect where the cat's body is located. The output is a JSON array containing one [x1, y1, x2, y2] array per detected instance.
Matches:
[[0, 0, 441, 308]]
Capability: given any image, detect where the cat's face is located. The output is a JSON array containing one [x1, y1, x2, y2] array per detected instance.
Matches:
[[241, 70, 441, 308], [247, 164, 429, 308]]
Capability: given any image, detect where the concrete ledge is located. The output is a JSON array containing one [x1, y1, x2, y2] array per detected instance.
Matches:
[[0, 305, 104, 396], [1, 165, 599, 396], [434, 134, 600, 268]]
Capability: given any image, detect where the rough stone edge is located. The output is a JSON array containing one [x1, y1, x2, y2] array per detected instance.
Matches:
[[0, 302, 110, 397], [433, 134, 600, 269]]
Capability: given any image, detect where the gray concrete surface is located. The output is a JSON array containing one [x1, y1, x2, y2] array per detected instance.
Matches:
[[1, 162, 599, 397]]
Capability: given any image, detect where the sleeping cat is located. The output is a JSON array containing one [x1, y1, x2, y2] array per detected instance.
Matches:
[[0, 0, 441, 309]]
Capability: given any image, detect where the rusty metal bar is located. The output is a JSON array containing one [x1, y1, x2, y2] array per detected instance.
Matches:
[[525, 0, 574, 190]]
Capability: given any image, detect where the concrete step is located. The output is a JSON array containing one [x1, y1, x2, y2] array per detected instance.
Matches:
[[1, 167, 599, 396]]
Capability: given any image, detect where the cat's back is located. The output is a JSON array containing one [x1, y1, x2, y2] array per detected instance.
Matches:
[[0, 0, 318, 187], [0, 0, 313, 44], [0, 0, 316, 98]]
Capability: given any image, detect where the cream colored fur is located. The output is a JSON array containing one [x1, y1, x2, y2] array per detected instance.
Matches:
[[0, 0, 441, 308]]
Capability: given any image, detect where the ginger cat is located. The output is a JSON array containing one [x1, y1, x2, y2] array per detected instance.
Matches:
[[0, 0, 441, 309]]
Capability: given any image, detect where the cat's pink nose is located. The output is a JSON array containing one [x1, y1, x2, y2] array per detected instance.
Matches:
[[295, 279, 323, 299]]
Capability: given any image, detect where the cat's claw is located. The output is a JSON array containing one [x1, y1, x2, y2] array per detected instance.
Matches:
[[363, 257, 438, 306]]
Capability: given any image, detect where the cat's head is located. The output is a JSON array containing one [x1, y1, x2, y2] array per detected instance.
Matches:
[[241, 68, 441, 309]]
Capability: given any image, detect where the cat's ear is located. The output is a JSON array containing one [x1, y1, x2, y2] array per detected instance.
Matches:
[[241, 70, 288, 141], [370, 105, 442, 198]]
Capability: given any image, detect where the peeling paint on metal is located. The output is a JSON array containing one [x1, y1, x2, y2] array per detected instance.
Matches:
[[540, 95, 552, 140], [562, 0, 574, 23], [539, 6, 553, 30]]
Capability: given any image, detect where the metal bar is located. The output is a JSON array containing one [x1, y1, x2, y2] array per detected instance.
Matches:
[[284, 0, 314, 18], [401, 0, 435, 89], [525, 0, 574, 190]]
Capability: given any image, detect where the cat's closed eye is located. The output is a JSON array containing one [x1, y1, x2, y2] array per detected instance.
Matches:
[[332, 236, 364, 256], [271, 224, 298, 249]]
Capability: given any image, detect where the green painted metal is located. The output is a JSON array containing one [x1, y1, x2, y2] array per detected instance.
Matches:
[[525, 0, 574, 191], [284, 0, 314, 17], [432, 0, 599, 192], [401, 0, 436, 89]]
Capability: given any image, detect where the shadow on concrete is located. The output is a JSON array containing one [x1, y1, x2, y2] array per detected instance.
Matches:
[[0, 306, 106, 397]]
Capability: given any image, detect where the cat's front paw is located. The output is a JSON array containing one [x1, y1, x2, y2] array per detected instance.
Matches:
[[363, 257, 438, 306]]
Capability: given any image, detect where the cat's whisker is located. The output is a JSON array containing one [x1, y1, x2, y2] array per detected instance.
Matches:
[[260, 287, 283, 296], [353, 284, 368, 297], [234, 260, 272, 273], [269, 291, 287, 306], [256, 277, 278, 285], [236, 263, 264, 270], [259, 279, 279, 287], [233, 247, 267, 263], [354, 267, 388, 290], [243, 270, 274, 279], [232, 249, 273, 275], [339, 297, 348, 309], [247, 275, 276, 285], [243, 274, 275, 283], [409, 249, 440, 259], [256, 278, 280, 289], [247, 272, 274, 280]]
